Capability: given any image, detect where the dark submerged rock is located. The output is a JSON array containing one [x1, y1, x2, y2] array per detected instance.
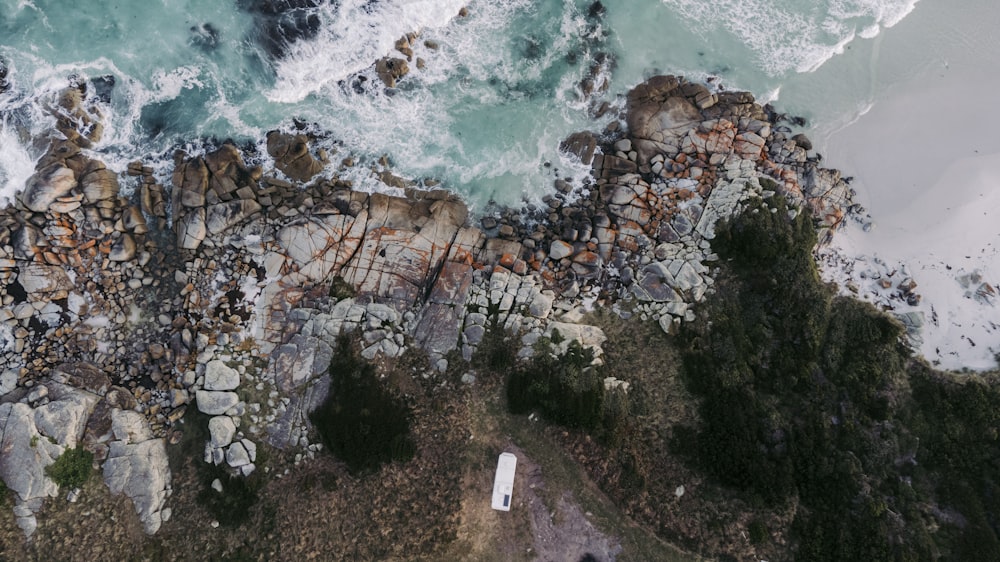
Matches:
[[189, 23, 221, 51], [239, 0, 323, 59]]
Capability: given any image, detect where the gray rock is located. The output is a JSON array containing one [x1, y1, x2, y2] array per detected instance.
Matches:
[[614, 138, 633, 153], [111, 409, 154, 444], [177, 208, 207, 250], [528, 292, 554, 319], [21, 164, 76, 213], [208, 416, 236, 449], [80, 168, 120, 203], [0, 369, 17, 396], [195, 391, 240, 416], [0, 403, 62, 537], [103, 435, 170, 534], [205, 200, 263, 235], [33, 384, 99, 448], [241, 439, 257, 462], [550, 240, 573, 260], [674, 262, 704, 292], [17, 264, 74, 295], [463, 323, 485, 345], [271, 334, 333, 393], [226, 441, 250, 468], [109, 234, 137, 262], [203, 360, 240, 391], [671, 214, 693, 236]]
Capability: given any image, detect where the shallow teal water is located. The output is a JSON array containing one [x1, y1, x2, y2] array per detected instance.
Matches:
[[0, 0, 926, 207]]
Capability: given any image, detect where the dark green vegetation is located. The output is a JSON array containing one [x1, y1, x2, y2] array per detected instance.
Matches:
[[166, 405, 268, 528], [195, 461, 267, 528], [310, 335, 416, 474], [676, 196, 1000, 561], [507, 334, 603, 431], [45, 446, 94, 489], [328, 276, 356, 300], [501, 327, 630, 441]]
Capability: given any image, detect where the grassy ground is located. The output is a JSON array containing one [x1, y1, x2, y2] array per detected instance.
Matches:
[[0, 329, 702, 562]]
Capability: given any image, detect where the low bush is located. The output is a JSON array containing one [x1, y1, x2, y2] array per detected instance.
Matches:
[[45, 446, 93, 489], [504, 332, 635, 443], [196, 462, 264, 527], [680, 196, 940, 559]]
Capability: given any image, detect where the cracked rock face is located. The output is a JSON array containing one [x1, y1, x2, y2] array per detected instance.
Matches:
[[0, 373, 103, 537], [103, 410, 171, 535]]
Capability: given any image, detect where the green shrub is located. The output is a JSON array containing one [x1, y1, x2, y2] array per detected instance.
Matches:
[[472, 318, 519, 375], [507, 336, 609, 433], [310, 335, 416, 474], [196, 462, 264, 527], [45, 446, 93, 489], [680, 196, 939, 559], [328, 276, 356, 300], [748, 519, 769, 545]]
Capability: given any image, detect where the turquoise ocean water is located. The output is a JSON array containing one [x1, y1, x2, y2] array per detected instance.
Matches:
[[0, 0, 929, 208]]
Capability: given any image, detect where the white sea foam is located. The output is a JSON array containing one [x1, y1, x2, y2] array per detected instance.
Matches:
[[267, 0, 470, 103], [0, 120, 38, 204], [660, 0, 920, 76]]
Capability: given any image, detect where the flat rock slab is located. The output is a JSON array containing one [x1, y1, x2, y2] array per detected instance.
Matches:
[[203, 360, 240, 391], [195, 390, 240, 415]]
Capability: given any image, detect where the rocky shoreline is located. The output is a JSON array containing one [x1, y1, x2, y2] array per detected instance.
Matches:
[[0, 74, 854, 539]]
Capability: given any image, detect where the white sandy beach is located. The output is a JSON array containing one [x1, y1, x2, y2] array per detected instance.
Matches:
[[820, 0, 1000, 370]]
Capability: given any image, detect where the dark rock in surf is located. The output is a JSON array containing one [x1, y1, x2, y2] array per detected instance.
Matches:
[[190, 23, 221, 51], [0, 57, 8, 94], [91, 75, 116, 104], [239, 0, 322, 59]]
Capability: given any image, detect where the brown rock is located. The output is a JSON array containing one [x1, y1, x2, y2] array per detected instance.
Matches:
[[80, 167, 120, 203], [559, 131, 598, 166], [628, 94, 701, 143], [21, 163, 76, 212], [109, 234, 136, 262], [375, 57, 410, 88], [266, 131, 324, 183], [172, 158, 209, 208], [177, 208, 207, 250], [205, 199, 263, 235]]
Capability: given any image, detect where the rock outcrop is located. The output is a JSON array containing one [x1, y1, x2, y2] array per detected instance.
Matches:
[[0, 75, 855, 537]]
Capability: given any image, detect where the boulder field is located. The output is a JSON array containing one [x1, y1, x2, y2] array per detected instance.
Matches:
[[0, 75, 854, 537]]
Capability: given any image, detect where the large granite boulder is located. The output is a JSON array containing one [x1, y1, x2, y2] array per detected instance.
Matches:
[[80, 166, 120, 203], [177, 208, 208, 250], [266, 131, 324, 182], [204, 360, 240, 391], [21, 163, 76, 213], [205, 199, 262, 234], [0, 402, 63, 536], [103, 410, 170, 535]]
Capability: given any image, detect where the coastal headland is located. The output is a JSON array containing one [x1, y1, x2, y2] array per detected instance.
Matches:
[[0, 71, 870, 558]]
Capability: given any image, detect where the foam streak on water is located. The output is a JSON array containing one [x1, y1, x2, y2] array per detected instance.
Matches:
[[659, 0, 919, 76], [0, 117, 37, 205]]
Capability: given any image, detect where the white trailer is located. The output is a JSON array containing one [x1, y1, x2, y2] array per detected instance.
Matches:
[[491, 452, 518, 511]]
